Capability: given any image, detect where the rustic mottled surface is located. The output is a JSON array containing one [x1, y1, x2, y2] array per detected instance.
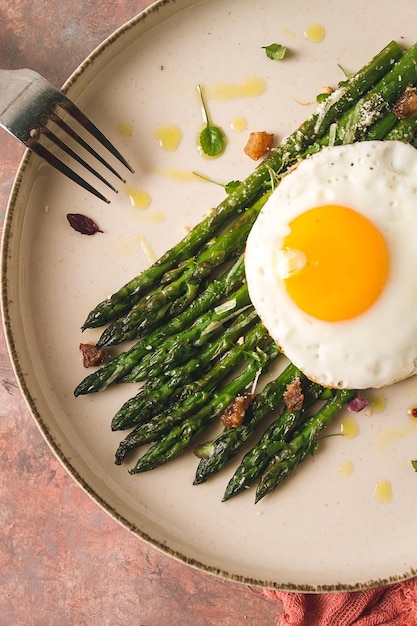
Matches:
[[0, 1, 280, 624]]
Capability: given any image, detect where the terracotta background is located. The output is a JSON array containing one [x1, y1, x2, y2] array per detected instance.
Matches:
[[0, 1, 282, 624]]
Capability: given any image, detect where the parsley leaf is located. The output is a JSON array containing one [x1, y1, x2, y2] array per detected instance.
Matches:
[[262, 43, 287, 61], [411, 460, 417, 472]]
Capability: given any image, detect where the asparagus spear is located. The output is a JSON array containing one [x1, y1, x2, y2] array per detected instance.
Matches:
[[125, 304, 256, 385], [306, 107, 413, 153], [193, 362, 302, 485], [385, 115, 417, 142], [74, 255, 246, 396], [128, 341, 280, 473], [254, 389, 356, 503], [119, 285, 252, 383], [96, 192, 268, 347], [82, 41, 403, 331], [111, 307, 258, 431], [306, 43, 417, 153], [221, 381, 327, 500], [114, 322, 272, 463]]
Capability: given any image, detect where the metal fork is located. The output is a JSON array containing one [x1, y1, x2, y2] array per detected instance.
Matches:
[[0, 68, 134, 203]]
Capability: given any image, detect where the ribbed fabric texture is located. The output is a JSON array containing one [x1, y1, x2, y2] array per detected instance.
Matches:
[[263, 578, 417, 625]]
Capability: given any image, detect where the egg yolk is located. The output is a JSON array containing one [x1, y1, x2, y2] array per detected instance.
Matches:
[[278, 205, 389, 321]]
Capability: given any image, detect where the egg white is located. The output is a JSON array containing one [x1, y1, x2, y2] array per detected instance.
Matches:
[[245, 140, 417, 389]]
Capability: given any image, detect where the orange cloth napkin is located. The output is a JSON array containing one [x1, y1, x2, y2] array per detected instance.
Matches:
[[263, 578, 417, 625]]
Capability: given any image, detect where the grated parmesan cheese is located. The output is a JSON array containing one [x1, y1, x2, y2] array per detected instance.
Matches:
[[136, 235, 157, 265], [313, 85, 348, 134]]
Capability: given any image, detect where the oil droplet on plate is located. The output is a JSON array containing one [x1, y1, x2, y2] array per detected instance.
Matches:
[[129, 210, 165, 225], [206, 77, 266, 100], [145, 212, 165, 224], [374, 479, 392, 503], [340, 415, 359, 439], [153, 125, 182, 151], [339, 460, 354, 477], [126, 187, 151, 209], [156, 168, 200, 182], [304, 23, 326, 43], [376, 420, 417, 466], [280, 27, 296, 39], [117, 121, 133, 137], [371, 395, 386, 413], [230, 116, 248, 132]]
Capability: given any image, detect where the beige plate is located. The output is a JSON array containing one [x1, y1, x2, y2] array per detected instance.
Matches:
[[2, 0, 417, 591]]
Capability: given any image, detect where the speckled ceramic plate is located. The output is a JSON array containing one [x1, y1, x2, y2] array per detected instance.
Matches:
[[3, 0, 417, 591]]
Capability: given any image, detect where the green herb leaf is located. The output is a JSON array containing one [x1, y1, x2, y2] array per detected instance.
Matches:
[[316, 92, 330, 103], [262, 43, 287, 61], [197, 84, 226, 157], [411, 460, 417, 472], [192, 172, 241, 193], [200, 124, 225, 157], [338, 63, 352, 79], [225, 180, 242, 193]]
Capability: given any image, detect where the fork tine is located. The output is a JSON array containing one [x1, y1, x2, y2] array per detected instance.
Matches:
[[49, 113, 127, 184], [58, 98, 135, 174], [27, 137, 111, 204], [39, 125, 119, 193], [0, 68, 134, 202]]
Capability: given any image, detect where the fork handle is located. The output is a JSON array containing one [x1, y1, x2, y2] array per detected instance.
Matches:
[[0, 68, 55, 142], [0, 68, 39, 112]]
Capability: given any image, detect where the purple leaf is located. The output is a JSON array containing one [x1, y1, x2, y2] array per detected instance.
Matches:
[[67, 213, 103, 235]]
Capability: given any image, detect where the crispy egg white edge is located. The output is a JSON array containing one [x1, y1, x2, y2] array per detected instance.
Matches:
[[245, 140, 417, 389]]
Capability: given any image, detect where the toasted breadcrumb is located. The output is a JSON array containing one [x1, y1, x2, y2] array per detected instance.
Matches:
[[220, 393, 255, 428], [80, 343, 108, 368], [283, 377, 304, 412], [244, 131, 274, 160], [392, 86, 417, 120]]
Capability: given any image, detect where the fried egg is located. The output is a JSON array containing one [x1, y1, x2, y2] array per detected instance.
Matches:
[[245, 140, 417, 389]]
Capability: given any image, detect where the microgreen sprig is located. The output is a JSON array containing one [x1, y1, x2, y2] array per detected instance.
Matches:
[[192, 171, 241, 193], [197, 84, 226, 157]]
